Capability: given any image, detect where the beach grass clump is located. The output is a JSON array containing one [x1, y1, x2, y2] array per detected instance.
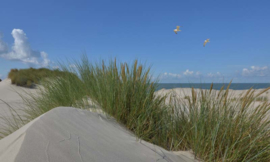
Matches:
[[20, 71, 85, 120], [7, 68, 67, 88], [19, 56, 172, 147], [169, 83, 270, 161], [76, 57, 172, 145]]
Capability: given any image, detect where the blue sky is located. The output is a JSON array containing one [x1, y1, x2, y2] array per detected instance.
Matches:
[[0, 0, 269, 83]]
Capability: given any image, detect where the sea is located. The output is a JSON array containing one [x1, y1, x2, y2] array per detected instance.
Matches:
[[156, 83, 270, 91]]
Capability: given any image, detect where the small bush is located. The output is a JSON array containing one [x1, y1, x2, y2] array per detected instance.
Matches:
[[26, 80, 32, 87], [7, 68, 68, 88]]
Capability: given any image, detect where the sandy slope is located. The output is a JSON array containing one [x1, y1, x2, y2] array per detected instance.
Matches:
[[0, 107, 196, 162], [0, 79, 38, 117]]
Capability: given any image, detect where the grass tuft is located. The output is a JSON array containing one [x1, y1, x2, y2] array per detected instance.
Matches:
[[168, 83, 270, 161]]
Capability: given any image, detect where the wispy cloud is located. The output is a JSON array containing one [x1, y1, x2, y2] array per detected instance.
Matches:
[[162, 72, 181, 78], [69, 64, 77, 68], [183, 70, 202, 77], [207, 72, 222, 77], [0, 29, 50, 67], [207, 73, 214, 77], [242, 66, 269, 77], [52, 66, 60, 69], [160, 69, 224, 83], [183, 69, 194, 75], [160, 66, 270, 83], [195, 71, 201, 76]]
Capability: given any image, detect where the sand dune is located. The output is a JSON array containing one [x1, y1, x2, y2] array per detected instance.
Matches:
[[0, 107, 195, 162]]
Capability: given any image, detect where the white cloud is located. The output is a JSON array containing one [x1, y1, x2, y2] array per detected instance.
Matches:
[[207, 72, 222, 77], [52, 66, 60, 69], [69, 64, 77, 68], [40, 52, 50, 67], [160, 70, 226, 82], [162, 72, 181, 78], [183, 69, 194, 75], [162, 70, 223, 80], [207, 73, 214, 77], [242, 66, 269, 77], [0, 29, 50, 67], [169, 73, 181, 78], [250, 66, 268, 71]]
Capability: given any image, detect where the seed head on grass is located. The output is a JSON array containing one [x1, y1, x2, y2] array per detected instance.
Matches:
[[121, 63, 126, 83]]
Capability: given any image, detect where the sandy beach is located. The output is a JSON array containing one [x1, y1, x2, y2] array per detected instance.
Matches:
[[155, 87, 270, 111], [155, 87, 270, 100]]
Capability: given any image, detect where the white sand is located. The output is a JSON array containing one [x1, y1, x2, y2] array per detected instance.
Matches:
[[0, 107, 196, 162], [155, 87, 270, 109], [155, 87, 270, 100], [0, 114, 44, 161], [0, 79, 38, 117]]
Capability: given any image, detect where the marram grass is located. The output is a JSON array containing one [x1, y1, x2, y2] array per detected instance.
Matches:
[[1, 56, 270, 162], [168, 82, 270, 161]]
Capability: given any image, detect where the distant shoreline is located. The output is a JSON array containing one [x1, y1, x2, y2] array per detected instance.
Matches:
[[157, 83, 270, 91]]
